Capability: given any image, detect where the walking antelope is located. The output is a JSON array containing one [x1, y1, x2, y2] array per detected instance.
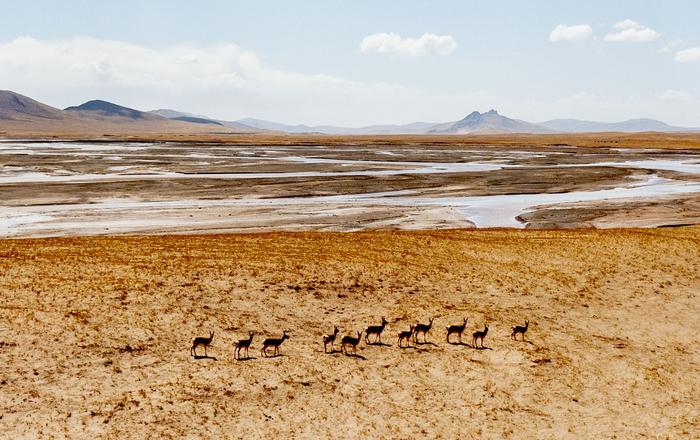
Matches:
[[364, 317, 388, 344], [341, 331, 362, 355], [446, 318, 468, 344], [261, 331, 290, 357], [190, 331, 214, 357], [397, 325, 415, 348], [472, 324, 489, 348], [511, 320, 529, 341], [322, 326, 339, 353], [413, 317, 434, 343], [234, 332, 254, 359]]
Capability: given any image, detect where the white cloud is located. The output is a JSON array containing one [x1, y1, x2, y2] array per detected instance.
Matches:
[[660, 89, 690, 101], [549, 24, 593, 43], [612, 19, 642, 30], [567, 91, 599, 102], [674, 47, 700, 63], [0, 36, 440, 125], [658, 40, 683, 54], [604, 19, 660, 42], [360, 33, 457, 56]]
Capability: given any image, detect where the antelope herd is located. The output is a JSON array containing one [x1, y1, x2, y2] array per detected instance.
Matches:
[[190, 318, 530, 360]]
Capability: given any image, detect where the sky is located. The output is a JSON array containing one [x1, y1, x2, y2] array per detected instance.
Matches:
[[1, 0, 699, 126]]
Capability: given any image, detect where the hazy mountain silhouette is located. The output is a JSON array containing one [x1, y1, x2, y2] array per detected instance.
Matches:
[[65, 100, 155, 120], [0, 90, 65, 121], [2, 90, 697, 135], [0, 91, 248, 134], [539, 118, 698, 133], [429, 110, 554, 134]]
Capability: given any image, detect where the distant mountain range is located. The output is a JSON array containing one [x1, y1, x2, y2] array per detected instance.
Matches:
[[429, 110, 554, 134], [151, 107, 698, 135], [537, 118, 696, 133], [150, 109, 253, 130], [0, 90, 66, 122], [65, 100, 153, 120], [232, 118, 439, 135], [0, 91, 250, 135], [1, 90, 698, 135]]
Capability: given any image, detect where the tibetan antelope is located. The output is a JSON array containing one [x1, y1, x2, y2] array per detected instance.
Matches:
[[446, 318, 468, 344], [472, 324, 489, 348], [397, 325, 415, 348], [323, 326, 339, 353], [364, 317, 388, 344], [234, 332, 254, 360], [261, 331, 290, 357], [190, 331, 214, 357], [341, 331, 362, 355], [511, 320, 529, 341], [413, 317, 434, 343]]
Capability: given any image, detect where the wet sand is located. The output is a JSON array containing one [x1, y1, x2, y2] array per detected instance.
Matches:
[[520, 192, 700, 228], [2, 141, 700, 236]]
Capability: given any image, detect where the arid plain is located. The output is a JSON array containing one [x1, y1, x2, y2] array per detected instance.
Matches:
[[1, 134, 699, 438], [0, 229, 699, 438]]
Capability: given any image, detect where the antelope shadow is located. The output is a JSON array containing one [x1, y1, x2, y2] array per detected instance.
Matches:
[[467, 344, 493, 351], [366, 341, 392, 347], [447, 340, 471, 346], [415, 340, 438, 347], [324, 348, 347, 355], [343, 352, 367, 360]]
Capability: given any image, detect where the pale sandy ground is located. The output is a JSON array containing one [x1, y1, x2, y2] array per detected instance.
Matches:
[[1, 229, 699, 438], [2, 205, 476, 237], [4, 192, 700, 237]]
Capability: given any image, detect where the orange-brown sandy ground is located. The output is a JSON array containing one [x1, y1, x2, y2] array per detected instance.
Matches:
[[5, 131, 700, 150], [0, 229, 699, 438]]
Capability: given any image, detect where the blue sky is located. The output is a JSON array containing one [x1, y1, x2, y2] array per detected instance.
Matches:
[[1, 0, 699, 126]]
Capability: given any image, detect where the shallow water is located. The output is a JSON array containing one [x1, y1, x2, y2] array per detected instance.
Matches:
[[2, 142, 700, 235], [4, 174, 700, 234], [0, 214, 53, 236], [2, 153, 700, 184], [0, 160, 506, 184], [555, 160, 700, 175]]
